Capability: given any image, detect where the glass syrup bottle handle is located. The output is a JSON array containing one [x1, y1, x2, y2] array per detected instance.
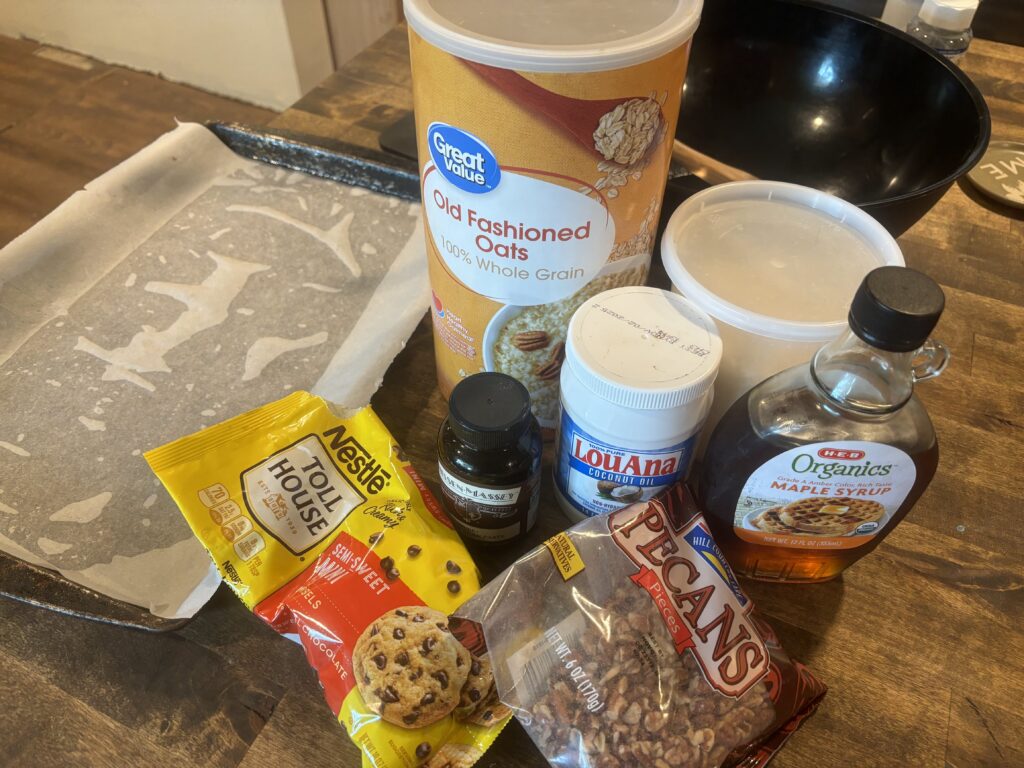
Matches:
[[911, 338, 949, 383]]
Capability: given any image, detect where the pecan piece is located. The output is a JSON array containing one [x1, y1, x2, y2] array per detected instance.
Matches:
[[623, 701, 642, 725], [534, 341, 565, 380], [513, 330, 550, 351]]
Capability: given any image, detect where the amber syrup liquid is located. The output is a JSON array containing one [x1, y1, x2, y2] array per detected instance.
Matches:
[[699, 396, 939, 583]]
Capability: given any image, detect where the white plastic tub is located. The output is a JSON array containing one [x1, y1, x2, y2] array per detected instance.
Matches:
[[661, 181, 905, 436]]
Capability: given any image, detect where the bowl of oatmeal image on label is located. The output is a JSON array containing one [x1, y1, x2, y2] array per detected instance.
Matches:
[[484, 258, 649, 427]]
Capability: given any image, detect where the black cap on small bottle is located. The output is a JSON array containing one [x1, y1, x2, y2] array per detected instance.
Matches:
[[448, 372, 533, 451], [848, 267, 945, 352]]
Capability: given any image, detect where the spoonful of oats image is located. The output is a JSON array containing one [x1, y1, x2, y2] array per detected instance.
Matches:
[[462, 60, 665, 168]]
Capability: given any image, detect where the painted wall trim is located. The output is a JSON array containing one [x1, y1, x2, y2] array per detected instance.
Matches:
[[0, 0, 336, 109]]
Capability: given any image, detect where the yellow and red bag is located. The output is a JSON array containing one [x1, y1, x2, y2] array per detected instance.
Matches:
[[146, 391, 509, 767]]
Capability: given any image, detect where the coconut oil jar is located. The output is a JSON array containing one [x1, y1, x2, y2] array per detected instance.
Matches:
[[554, 287, 721, 521]]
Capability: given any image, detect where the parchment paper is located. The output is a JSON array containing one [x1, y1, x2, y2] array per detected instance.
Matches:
[[0, 123, 428, 618]]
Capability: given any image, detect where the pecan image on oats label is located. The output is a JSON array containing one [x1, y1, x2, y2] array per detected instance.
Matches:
[[489, 263, 649, 426], [534, 342, 565, 381], [513, 331, 550, 351]]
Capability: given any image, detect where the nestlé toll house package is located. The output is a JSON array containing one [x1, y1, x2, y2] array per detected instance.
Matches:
[[454, 483, 826, 767], [146, 391, 510, 767]]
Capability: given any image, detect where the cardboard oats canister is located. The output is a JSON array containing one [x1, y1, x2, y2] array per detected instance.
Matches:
[[405, 0, 702, 427]]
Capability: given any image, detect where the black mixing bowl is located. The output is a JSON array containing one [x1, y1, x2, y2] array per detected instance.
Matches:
[[669, 0, 991, 235]]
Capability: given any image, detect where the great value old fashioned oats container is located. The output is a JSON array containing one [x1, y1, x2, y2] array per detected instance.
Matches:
[[554, 287, 721, 522], [405, 0, 702, 428]]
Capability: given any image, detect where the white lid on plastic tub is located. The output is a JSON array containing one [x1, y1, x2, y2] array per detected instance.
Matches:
[[566, 287, 722, 410], [404, 0, 702, 72], [660, 181, 905, 342], [919, 0, 978, 30]]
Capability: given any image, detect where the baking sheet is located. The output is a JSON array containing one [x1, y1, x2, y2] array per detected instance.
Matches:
[[0, 123, 428, 618]]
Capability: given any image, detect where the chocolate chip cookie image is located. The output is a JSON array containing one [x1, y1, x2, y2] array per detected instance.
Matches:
[[460, 683, 512, 728], [454, 654, 492, 719], [352, 606, 471, 728], [452, 653, 512, 727]]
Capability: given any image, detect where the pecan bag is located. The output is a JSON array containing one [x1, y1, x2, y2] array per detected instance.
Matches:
[[454, 483, 826, 768]]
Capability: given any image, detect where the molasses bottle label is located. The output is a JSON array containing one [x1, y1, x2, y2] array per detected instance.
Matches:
[[438, 463, 539, 542], [733, 441, 916, 550]]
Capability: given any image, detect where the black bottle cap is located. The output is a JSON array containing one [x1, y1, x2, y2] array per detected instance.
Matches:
[[848, 267, 945, 352], [448, 372, 533, 451]]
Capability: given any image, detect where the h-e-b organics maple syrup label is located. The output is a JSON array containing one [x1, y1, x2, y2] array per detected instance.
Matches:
[[733, 441, 915, 550]]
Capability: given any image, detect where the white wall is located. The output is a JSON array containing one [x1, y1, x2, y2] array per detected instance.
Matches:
[[324, 0, 401, 69], [0, 0, 335, 109]]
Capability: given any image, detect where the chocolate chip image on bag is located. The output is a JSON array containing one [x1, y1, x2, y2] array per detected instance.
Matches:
[[453, 483, 826, 768], [146, 391, 511, 768]]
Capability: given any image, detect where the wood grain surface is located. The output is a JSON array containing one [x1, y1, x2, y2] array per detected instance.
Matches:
[[2, 23, 1022, 768], [0, 36, 275, 247]]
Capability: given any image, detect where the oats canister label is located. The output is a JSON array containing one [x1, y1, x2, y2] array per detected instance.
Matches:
[[423, 145, 615, 305], [428, 122, 502, 193], [733, 441, 917, 550], [408, 25, 693, 426]]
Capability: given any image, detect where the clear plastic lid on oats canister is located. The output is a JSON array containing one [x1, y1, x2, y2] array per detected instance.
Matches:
[[404, 0, 702, 71], [554, 287, 721, 521], [404, 0, 703, 429]]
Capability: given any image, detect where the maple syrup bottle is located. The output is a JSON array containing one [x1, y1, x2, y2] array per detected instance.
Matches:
[[700, 267, 948, 582]]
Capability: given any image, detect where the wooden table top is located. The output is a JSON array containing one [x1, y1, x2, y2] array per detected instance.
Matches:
[[4, 24, 1023, 768]]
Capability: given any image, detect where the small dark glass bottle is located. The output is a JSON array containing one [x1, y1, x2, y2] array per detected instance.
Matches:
[[437, 372, 542, 544]]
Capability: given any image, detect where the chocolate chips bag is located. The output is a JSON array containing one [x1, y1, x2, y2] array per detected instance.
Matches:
[[146, 391, 510, 767], [454, 483, 826, 767]]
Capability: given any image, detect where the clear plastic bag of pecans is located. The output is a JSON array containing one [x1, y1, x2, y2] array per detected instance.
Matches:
[[453, 482, 827, 768]]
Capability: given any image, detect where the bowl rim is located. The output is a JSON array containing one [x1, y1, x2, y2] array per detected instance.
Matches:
[[690, 0, 993, 209]]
